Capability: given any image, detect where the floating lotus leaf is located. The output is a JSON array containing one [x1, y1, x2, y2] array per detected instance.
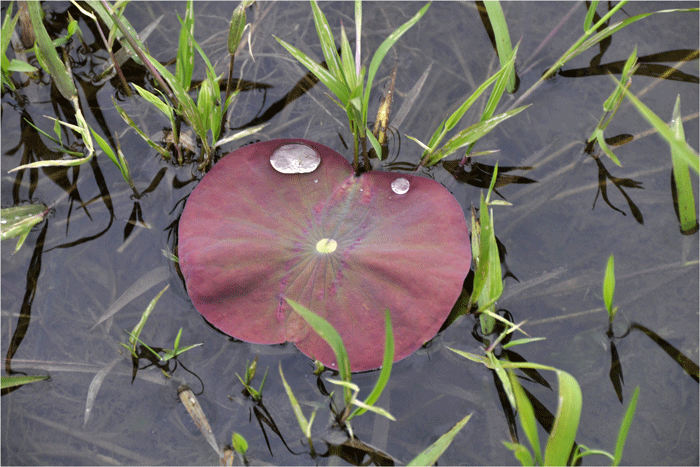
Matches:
[[178, 139, 470, 372]]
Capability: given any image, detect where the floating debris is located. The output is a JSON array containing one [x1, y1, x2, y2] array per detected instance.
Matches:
[[178, 384, 221, 457]]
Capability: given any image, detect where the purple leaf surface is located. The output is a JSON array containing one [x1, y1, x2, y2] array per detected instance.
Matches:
[[179, 139, 470, 372]]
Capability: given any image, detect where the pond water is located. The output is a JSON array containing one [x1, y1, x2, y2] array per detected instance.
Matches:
[[2, 1, 698, 465]]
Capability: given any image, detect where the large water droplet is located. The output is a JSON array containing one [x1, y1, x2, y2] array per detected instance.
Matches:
[[270, 143, 321, 174], [391, 177, 410, 194]]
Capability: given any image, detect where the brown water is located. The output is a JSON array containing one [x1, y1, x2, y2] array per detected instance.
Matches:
[[2, 2, 698, 465]]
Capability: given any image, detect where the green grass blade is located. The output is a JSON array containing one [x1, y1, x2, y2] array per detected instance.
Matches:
[[2, 3, 20, 58], [407, 412, 473, 466], [613, 75, 699, 174], [1, 203, 48, 241], [669, 95, 698, 232], [27, 1, 77, 100], [126, 284, 170, 352], [544, 370, 582, 466], [339, 22, 356, 89], [279, 362, 312, 438], [362, 3, 430, 126], [1, 375, 49, 390], [502, 440, 535, 466], [354, 0, 362, 78], [509, 371, 543, 465], [349, 308, 394, 420], [583, 1, 599, 31], [1, 203, 48, 253], [309, 0, 342, 79], [132, 84, 174, 119], [613, 386, 640, 466], [175, 0, 195, 92], [482, 1, 515, 93], [111, 98, 171, 159], [424, 104, 529, 166], [228, 2, 250, 56], [274, 36, 349, 104], [284, 297, 352, 402], [84, 1, 149, 66], [603, 254, 616, 319], [481, 43, 519, 123]]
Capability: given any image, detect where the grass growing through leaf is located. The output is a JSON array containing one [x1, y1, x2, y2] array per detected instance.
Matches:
[[275, 0, 429, 172]]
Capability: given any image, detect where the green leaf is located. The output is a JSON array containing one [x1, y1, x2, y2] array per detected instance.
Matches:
[[482, 1, 515, 93], [614, 74, 699, 174], [339, 22, 356, 89], [274, 36, 350, 104], [309, 0, 342, 80], [583, 1, 599, 31], [112, 98, 171, 159], [1, 3, 20, 60], [502, 440, 535, 466], [362, 3, 430, 128], [1, 203, 48, 253], [669, 95, 697, 232], [1, 375, 49, 390], [407, 412, 473, 466], [7, 59, 38, 73], [27, 1, 77, 100], [231, 432, 248, 454], [613, 386, 640, 466], [349, 308, 394, 420], [603, 255, 616, 320], [126, 284, 170, 353], [481, 43, 519, 124], [279, 362, 314, 438], [228, 2, 250, 56], [84, 1, 149, 66], [544, 370, 582, 466], [509, 371, 543, 465], [284, 297, 352, 403], [424, 104, 529, 166]]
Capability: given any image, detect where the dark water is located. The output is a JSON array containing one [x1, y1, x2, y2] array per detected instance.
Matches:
[[2, 2, 698, 465]]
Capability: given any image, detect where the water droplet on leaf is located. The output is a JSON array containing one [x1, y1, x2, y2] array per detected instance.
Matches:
[[270, 143, 321, 174], [391, 177, 410, 194]]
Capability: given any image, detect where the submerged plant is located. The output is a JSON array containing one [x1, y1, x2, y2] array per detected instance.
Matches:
[[178, 139, 471, 372]]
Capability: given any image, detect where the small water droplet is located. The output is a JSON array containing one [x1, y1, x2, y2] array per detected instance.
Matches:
[[391, 177, 410, 194], [314, 179, 318, 183], [0, 219, 6, 224], [270, 143, 321, 174]]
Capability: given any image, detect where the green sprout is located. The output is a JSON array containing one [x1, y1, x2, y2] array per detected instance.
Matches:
[[275, 1, 429, 172], [236, 356, 269, 403], [120, 285, 202, 363], [603, 254, 618, 326]]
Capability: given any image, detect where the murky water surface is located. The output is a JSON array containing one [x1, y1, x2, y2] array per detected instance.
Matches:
[[2, 2, 698, 465]]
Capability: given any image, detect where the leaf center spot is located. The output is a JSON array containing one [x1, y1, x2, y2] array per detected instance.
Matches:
[[316, 238, 337, 254]]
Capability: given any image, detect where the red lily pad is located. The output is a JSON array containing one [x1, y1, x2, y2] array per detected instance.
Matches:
[[178, 139, 470, 372]]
